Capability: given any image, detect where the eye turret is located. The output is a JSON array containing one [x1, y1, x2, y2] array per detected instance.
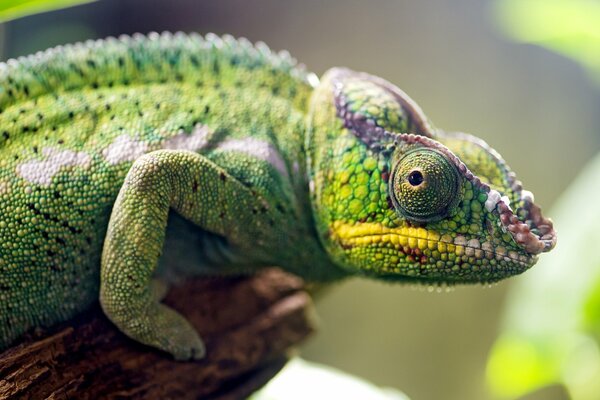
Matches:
[[389, 148, 460, 222]]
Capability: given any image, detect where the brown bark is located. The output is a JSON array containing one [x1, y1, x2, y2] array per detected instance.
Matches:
[[0, 269, 314, 399]]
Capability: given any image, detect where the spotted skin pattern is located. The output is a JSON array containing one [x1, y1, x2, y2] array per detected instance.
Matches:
[[0, 33, 556, 359]]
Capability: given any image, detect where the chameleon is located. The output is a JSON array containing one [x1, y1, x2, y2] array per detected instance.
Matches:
[[0, 32, 556, 360]]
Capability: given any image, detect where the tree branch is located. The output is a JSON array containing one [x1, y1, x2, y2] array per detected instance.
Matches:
[[0, 269, 314, 399]]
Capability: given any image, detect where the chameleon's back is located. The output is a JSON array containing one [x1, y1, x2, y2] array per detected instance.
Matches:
[[0, 33, 316, 349]]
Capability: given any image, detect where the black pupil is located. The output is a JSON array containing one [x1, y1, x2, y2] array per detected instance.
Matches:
[[408, 170, 424, 186]]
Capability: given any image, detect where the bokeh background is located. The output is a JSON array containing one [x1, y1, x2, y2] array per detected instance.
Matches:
[[1, 1, 598, 399]]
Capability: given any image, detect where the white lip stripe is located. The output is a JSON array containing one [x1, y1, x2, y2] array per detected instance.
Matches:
[[216, 137, 289, 177]]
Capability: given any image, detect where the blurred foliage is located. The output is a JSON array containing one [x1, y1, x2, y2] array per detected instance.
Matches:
[[494, 0, 600, 85], [0, 0, 95, 23], [486, 153, 600, 400], [250, 358, 411, 400], [490, 3, 600, 397]]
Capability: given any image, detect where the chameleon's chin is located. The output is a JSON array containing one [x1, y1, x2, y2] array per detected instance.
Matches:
[[359, 249, 538, 285], [353, 253, 539, 285]]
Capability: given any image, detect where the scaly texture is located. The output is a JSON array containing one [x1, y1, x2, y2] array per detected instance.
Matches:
[[0, 33, 556, 359]]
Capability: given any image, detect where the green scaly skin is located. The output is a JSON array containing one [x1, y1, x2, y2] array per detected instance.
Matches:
[[0, 33, 556, 360]]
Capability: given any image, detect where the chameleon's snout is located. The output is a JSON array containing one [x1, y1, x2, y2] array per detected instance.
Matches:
[[493, 189, 556, 255], [436, 131, 557, 257]]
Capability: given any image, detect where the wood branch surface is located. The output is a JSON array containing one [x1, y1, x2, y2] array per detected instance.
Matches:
[[0, 269, 314, 399]]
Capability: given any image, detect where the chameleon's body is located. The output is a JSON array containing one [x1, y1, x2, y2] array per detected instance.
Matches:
[[0, 33, 556, 359]]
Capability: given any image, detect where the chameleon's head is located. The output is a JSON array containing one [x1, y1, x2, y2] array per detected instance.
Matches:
[[307, 68, 556, 284]]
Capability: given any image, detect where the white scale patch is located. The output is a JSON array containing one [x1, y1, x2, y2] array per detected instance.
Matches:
[[99, 127, 289, 178], [216, 137, 289, 177], [102, 135, 149, 165], [500, 195, 512, 211], [307, 73, 320, 88], [484, 189, 501, 212], [0, 181, 9, 195], [162, 124, 212, 151], [17, 147, 92, 186], [102, 124, 213, 165], [485, 189, 513, 213], [521, 190, 534, 203]]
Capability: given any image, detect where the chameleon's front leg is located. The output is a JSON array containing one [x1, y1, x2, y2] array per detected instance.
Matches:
[[100, 149, 253, 360]]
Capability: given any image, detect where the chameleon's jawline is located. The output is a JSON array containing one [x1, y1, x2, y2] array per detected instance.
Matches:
[[339, 233, 537, 267]]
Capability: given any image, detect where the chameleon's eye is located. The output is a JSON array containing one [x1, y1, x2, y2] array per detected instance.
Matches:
[[389, 148, 460, 222]]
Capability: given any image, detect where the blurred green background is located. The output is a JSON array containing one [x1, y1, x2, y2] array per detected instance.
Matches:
[[2, 1, 599, 399]]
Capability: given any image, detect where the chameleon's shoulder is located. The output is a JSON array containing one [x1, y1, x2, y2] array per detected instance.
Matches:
[[0, 32, 318, 112]]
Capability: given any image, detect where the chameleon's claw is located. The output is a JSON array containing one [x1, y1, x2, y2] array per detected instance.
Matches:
[[155, 319, 206, 361], [160, 333, 205, 361], [190, 344, 207, 361]]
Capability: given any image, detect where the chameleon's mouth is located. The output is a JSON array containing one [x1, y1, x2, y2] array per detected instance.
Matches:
[[331, 221, 538, 270]]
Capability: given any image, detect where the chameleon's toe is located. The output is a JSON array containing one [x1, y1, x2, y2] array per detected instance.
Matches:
[[163, 327, 206, 361], [100, 291, 207, 361], [141, 303, 206, 361]]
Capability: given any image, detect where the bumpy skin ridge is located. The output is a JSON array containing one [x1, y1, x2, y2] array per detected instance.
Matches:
[[0, 32, 317, 112], [0, 33, 555, 358]]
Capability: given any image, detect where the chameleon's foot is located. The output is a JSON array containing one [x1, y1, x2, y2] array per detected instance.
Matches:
[[102, 298, 206, 360]]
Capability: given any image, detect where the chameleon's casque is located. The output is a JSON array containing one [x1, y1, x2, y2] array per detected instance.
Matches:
[[0, 33, 556, 359]]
